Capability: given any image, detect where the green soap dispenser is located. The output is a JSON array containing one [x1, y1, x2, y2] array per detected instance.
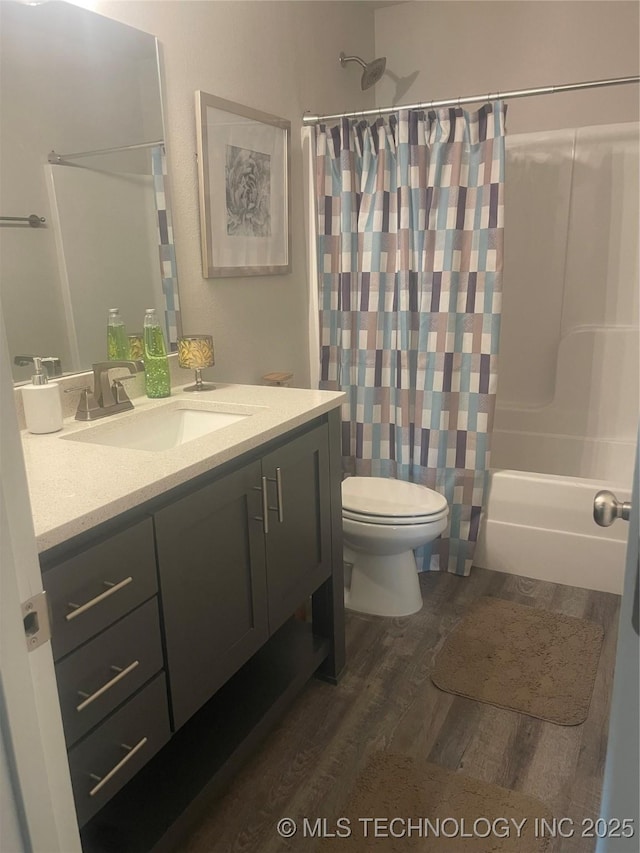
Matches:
[[107, 308, 129, 360], [143, 308, 171, 398]]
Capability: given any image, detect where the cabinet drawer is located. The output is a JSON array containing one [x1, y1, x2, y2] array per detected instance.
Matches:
[[55, 598, 164, 748], [68, 673, 170, 827], [43, 518, 157, 660]]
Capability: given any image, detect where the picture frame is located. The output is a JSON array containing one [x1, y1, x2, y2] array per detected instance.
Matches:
[[195, 91, 291, 278]]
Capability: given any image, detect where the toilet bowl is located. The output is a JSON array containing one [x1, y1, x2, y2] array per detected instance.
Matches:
[[342, 477, 448, 617]]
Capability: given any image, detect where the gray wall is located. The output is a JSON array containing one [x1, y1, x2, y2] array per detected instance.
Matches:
[[374, 1, 639, 133], [96, 0, 378, 388]]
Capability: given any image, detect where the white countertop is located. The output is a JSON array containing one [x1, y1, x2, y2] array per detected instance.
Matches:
[[21, 383, 344, 553]]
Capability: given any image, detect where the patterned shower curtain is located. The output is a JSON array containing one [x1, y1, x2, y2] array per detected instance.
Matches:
[[151, 145, 180, 352], [314, 104, 506, 576]]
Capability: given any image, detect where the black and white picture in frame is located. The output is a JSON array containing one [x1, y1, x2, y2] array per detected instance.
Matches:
[[195, 91, 291, 277]]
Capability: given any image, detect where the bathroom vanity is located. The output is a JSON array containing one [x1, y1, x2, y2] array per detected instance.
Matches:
[[23, 384, 345, 852]]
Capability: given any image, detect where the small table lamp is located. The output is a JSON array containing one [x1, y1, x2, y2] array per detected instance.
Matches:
[[178, 334, 215, 392]]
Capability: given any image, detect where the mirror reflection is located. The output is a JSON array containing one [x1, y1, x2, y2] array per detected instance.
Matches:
[[0, 0, 181, 383]]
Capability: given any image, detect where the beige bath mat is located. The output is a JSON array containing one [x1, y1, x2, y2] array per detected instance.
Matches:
[[432, 597, 604, 725], [319, 752, 551, 852]]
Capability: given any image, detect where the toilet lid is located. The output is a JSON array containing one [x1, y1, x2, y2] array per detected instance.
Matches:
[[342, 476, 447, 519]]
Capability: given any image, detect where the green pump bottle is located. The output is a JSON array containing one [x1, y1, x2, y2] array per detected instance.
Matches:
[[107, 308, 129, 360], [143, 308, 171, 398]]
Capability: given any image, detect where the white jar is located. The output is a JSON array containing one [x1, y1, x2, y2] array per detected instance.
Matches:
[[21, 359, 63, 434]]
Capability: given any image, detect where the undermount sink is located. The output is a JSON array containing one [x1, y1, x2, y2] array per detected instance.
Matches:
[[61, 403, 251, 452]]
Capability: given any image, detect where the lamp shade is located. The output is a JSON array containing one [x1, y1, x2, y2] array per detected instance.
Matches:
[[178, 335, 215, 369]]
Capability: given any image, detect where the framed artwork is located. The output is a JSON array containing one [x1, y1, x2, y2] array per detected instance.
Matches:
[[195, 91, 291, 277]]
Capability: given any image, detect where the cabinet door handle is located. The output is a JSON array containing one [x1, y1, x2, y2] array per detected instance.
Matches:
[[88, 737, 148, 797], [252, 476, 269, 534], [274, 467, 284, 523], [66, 577, 133, 621], [265, 468, 284, 523], [76, 660, 140, 712]]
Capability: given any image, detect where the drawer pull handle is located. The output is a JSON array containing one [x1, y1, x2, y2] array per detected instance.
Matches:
[[76, 660, 140, 712], [66, 577, 133, 621], [88, 737, 148, 797], [252, 476, 269, 535]]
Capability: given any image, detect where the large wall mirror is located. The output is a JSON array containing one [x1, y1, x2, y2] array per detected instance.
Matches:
[[0, 0, 181, 383]]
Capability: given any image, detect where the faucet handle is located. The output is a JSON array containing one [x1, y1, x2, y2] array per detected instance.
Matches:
[[111, 379, 133, 405], [74, 388, 101, 421]]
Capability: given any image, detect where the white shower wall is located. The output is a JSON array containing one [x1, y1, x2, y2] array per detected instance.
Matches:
[[492, 122, 639, 486]]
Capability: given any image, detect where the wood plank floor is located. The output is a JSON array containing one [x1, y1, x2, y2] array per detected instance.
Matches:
[[179, 567, 620, 853]]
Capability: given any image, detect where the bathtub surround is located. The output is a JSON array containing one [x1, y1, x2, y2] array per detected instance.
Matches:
[[493, 123, 639, 484], [314, 104, 506, 575]]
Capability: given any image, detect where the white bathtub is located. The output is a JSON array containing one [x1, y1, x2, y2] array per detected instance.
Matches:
[[474, 469, 630, 594]]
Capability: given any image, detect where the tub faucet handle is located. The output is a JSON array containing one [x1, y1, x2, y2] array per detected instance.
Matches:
[[593, 490, 631, 527]]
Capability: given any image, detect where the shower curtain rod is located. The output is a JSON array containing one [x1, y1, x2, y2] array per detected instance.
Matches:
[[302, 74, 640, 123], [48, 139, 164, 164]]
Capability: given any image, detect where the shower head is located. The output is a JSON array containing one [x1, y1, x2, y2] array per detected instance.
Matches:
[[339, 52, 387, 90]]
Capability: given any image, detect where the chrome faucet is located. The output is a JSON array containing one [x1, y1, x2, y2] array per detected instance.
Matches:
[[74, 360, 144, 421]]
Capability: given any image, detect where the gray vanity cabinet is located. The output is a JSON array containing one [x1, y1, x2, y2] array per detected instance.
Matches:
[[40, 411, 344, 850], [154, 460, 269, 731]]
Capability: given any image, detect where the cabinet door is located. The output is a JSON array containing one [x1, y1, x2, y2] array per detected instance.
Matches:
[[154, 460, 268, 731], [262, 423, 332, 633]]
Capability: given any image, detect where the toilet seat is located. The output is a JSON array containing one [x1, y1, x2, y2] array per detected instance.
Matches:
[[342, 506, 449, 526], [342, 476, 447, 522]]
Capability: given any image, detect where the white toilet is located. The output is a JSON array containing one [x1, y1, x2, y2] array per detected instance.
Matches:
[[342, 476, 449, 617]]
